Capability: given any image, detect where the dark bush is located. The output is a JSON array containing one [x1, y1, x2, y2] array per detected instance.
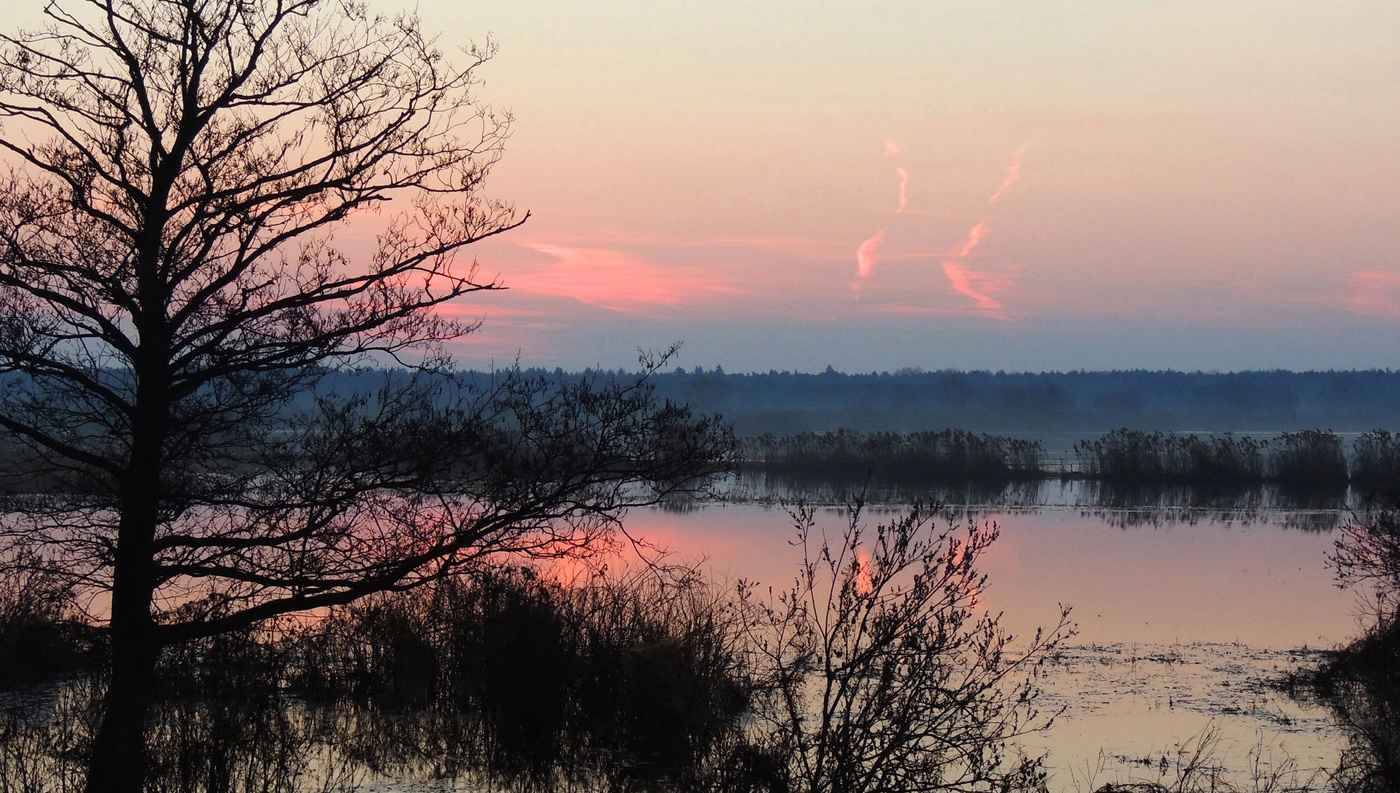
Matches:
[[285, 565, 753, 791]]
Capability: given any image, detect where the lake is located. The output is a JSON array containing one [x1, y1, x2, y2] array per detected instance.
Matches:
[[618, 485, 1362, 790]]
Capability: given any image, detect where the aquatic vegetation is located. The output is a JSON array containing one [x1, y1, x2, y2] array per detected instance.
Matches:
[[744, 429, 1046, 479]]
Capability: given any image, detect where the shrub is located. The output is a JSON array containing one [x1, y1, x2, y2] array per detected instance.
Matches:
[[736, 505, 1071, 793]]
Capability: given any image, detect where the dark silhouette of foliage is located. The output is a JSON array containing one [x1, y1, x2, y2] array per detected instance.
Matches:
[[0, 557, 103, 689], [290, 565, 754, 792], [1074, 430, 1267, 484], [1303, 618, 1400, 793], [1269, 430, 1348, 486], [1304, 501, 1400, 792], [0, 564, 755, 793]]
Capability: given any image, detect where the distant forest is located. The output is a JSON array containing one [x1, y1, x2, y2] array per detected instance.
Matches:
[[609, 368, 1400, 436], [237, 367, 1400, 437]]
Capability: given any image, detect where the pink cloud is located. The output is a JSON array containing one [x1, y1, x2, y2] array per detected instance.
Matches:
[[942, 261, 1018, 320], [856, 231, 885, 279], [987, 146, 1028, 204], [895, 167, 909, 214], [952, 222, 990, 258], [506, 242, 739, 313], [1348, 269, 1400, 317]]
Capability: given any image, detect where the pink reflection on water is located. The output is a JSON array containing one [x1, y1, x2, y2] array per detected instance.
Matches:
[[619, 505, 1354, 649], [616, 505, 1353, 787], [854, 549, 874, 595]]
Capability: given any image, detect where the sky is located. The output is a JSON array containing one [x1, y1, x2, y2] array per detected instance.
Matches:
[[17, 0, 1400, 372]]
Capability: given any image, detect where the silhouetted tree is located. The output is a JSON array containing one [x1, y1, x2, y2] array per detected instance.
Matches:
[[0, 1, 732, 791], [737, 505, 1071, 793]]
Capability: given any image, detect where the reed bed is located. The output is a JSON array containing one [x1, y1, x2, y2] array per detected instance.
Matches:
[[745, 427, 1400, 489], [742, 429, 1045, 479]]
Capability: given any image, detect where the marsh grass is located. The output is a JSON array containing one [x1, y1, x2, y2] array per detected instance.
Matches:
[[744, 429, 1045, 480], [1350, 431, 1400, 493], [1075, 430, 1352, 488]]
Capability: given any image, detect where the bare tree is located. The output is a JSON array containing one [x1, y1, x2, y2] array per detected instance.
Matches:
[[0, 1, 732, 791], [737, 505, 1072, 793]]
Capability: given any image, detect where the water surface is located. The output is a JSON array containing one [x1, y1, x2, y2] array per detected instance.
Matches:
[[624, 499, 1359, 789]]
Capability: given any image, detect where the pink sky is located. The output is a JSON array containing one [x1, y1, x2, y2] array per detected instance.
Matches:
[[209, 2, 1400, 368]]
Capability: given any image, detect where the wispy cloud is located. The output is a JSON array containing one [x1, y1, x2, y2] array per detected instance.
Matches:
[[941, 261, 1017, 321], [856, 231, 884, 280], [938, 218, 1017, 320], [895, 167, 909, 214], [987, 146, 1028, 204], [883, 138, 903, 158], [952, 222, 989, 258]]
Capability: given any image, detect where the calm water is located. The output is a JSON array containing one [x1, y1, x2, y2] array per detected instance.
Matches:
[[620, 498, 1360, 790]]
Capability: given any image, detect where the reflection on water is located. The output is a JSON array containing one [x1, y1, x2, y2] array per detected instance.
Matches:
[[629, 485, 1363, 791], [698, 471, 1356, 532], [1027, 643, 1340, 790], [0, 478, 1369, 791]]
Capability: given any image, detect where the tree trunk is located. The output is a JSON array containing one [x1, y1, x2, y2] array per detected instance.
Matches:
[[85, 366, 166, 793], [84, 623, 157, 793], [84, 515, 159, 793]]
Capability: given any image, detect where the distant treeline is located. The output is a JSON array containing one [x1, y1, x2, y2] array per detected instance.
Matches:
[[744, 428, 1400, 487], [18, 367, 1400, 437], [631, 367, 1400, 435]]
